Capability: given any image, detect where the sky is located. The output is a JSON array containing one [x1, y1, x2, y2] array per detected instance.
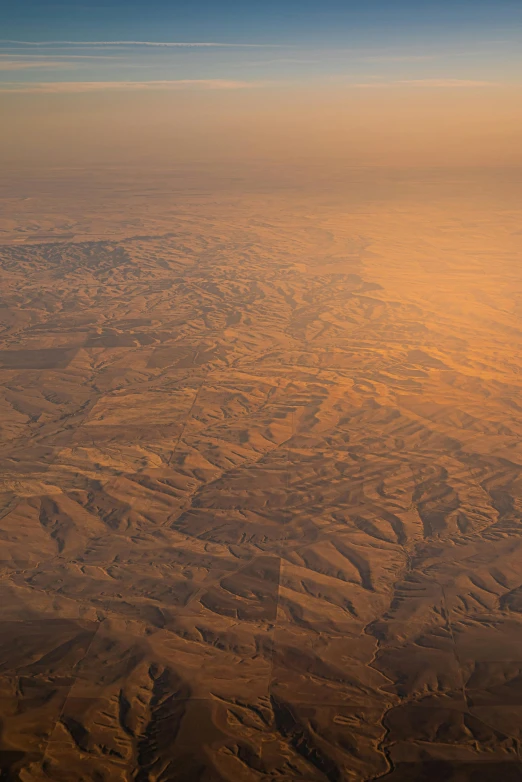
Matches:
[[2, 0, 522, 43], [1, 0, 521, 169], [1, 0, 521, 88]]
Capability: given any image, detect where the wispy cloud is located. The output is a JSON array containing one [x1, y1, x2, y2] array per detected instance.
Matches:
[[350, 78, 502, 88], [0, 79, 261, 93], [0, 53, 122, 59], [359, 54, 438, 62], [0, 60, 74, 71], [240, 58, 320, 66], [400, 78, 502, 87], [0, 40, 284, 49]]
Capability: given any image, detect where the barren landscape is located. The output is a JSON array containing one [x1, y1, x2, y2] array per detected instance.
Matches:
[[0, 169, 521, 781]]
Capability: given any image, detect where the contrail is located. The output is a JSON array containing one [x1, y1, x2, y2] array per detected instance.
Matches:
[[0, 40, 285, 49]]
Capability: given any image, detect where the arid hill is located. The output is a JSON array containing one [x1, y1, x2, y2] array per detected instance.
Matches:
[[0, 175, 521, 780]]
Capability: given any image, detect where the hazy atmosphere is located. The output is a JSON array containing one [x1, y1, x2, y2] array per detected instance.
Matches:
[[1, 1, 522, 781], [2, 0, 522, 168]]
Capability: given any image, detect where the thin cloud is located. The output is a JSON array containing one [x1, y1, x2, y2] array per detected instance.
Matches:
[[0, 53, 122, 59], [0, 79, 261, 93], [0, 60, 74, 71], [349, 78, 502, 88], [0, 40, 284, 49], [359, 54, 438, 62], [241, 58, 320, 66], [400, 78, 502, 87]]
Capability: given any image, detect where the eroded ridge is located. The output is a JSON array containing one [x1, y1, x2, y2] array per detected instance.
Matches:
[[0, 197, 521, 781]]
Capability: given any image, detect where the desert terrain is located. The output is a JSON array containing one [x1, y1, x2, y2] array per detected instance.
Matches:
[[0, 168, 521, 781]]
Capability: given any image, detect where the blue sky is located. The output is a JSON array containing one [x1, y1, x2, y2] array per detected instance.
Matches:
[[1, 0, 521, 91], [3, 0, 522, 43]]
